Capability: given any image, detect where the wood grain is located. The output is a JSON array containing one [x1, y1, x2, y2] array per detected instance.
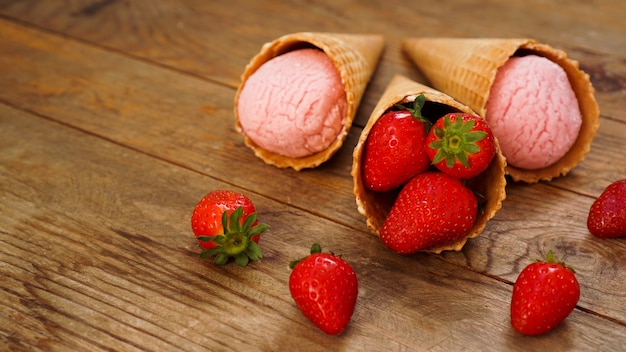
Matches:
[[2, 0, 625, 123], [1, 7, 626, 322], [4, 105, 623, 351], [1, 0, 626, 350]]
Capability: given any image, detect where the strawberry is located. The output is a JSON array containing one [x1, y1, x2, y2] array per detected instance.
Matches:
[[379, 171, 477, 254], [289, 243, 358, 335], [587, 179, 626, 238], [362, 94, 432, 192], [426, 113, 496, 179], [190, 190, 268, 266], [510, 251, 580, 335]]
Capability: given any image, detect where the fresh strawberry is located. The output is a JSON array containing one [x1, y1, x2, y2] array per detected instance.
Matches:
[[510, 251, 580, 335], [587, 179, 626, 238], [289, 243, 358, 335], [426, 113, 496, 179], [190, 190, 268, 266], [362, 94, 432, 192], [379, 171, 477, 254]]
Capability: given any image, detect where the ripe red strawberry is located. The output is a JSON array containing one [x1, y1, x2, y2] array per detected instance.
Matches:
[[511, 251, 580, 335], [190, 190, 268, 266], [362, 94, 432, 192], [289, 243, 358, 335], [379, 171, 477, 254], [426, 113, 496, 179], [587, 179, 626, 238]]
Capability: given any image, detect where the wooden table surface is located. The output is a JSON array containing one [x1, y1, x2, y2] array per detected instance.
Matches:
[[1, 1, 625, 351]]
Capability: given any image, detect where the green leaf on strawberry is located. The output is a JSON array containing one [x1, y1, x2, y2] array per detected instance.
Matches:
[[426, 113, 496, 179], [393, 93, 432, 131]]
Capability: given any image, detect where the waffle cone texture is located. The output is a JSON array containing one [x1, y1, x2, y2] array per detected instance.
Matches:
[[402, 37, 599, 183], [234, 32, 385, 171], [351, 75, 507, 254]]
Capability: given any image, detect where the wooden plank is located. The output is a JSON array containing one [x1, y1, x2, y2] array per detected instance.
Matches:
[[1, 0, 625, 123], [1, 104, 625, 351], [1, 17, 626, 327]]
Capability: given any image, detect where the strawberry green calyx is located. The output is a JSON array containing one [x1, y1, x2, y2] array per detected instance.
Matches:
[[394, 94, 432, 132], [289, 243, 322, 269], [429, 114, 486, 169], [536, 250, 575, 273], [544, 250, 558, 263], [198, 207, 268, 266]]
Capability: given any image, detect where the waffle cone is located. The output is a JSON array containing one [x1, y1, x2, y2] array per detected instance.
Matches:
[[402, 37, 599, 183], [234, 32, 385, 171], [351, 75, 507, 254]]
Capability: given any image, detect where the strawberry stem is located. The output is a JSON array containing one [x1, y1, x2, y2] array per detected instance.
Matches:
[[289, 243, 323, 269], [535, 250, 576, 273], [310, 243, 322, 254], [394, 94, 432, 132]]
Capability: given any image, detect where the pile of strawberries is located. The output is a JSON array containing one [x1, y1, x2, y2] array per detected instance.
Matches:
[[361, 94, 496, 254]]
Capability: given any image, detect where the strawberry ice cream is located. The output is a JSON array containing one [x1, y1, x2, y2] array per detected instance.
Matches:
[[485, 55, 582, 170], [236, 48, 347, 159]]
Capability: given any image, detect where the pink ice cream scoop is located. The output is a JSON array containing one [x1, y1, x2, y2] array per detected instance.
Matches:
[[485, 55, 582, 170], [236, 48, 347, 159]]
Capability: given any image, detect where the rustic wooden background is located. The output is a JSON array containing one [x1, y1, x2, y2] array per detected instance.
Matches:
[[1, 0, 625, 351]]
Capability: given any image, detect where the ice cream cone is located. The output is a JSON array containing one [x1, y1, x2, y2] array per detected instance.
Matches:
[[234, 32, 385, 171], [402, 37, 599, 183], [351, 75, 507, 254]]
